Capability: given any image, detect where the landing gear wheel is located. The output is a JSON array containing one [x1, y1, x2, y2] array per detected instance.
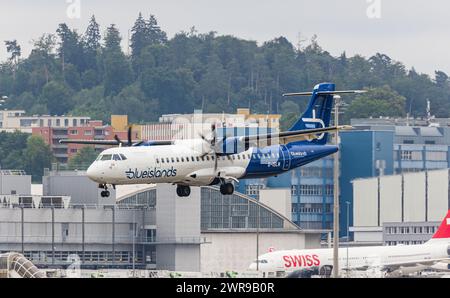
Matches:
[[176, 185, 191, 197], [100, 190, 110, 198], [220, 183, 234, 195]]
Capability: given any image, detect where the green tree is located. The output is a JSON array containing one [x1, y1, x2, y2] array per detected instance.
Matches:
[[68, 146, 98, 170], [102, 24, 132, 96], [346, 85, 406, 119], [280, 100, 300, 131], [57, 23, 84, 72], [40, 81, 73, 115], [23, 135, 53, 182]]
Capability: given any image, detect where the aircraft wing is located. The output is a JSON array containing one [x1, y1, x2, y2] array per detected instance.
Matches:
[[59, 139, 121, 145], [240, 125, 352, 145], [59, 139, 173, 146]]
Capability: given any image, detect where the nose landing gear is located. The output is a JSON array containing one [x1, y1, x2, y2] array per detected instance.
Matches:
[[99, 184, 111, 198]]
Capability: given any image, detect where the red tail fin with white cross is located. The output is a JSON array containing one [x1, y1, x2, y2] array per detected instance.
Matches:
[[428, 210, 450, 242]]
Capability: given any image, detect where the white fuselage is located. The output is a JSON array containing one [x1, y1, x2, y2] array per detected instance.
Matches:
[[249, 240, 450, 275], [86, 139, 253, 186]]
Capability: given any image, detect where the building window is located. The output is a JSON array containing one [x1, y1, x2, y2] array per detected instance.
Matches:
[[425, 140, 436, 145], [84, 130, 92, 136], [403, 140, 414, 144], [246, 184, 264, 196], [291, 185, 298, 196], [73, 119, 77, 126], [47, 119, 52, 127], [70, 148, 77, 153], [426, 151, 447, 161], [56, 119, 61, 127], [69, 130, 78, 135], [400, 150, 412, 160]]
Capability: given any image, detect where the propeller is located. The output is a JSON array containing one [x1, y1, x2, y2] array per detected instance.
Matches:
[[114, 126, 142, 147], [198, 124, 222, 173]]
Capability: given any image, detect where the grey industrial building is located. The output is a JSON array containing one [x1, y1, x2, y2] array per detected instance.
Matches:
[[351, 168, 449, 245], [0, 170, 323, 273]]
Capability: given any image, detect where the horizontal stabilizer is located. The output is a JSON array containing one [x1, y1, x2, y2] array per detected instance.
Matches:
[[282, 90, 367, 97]]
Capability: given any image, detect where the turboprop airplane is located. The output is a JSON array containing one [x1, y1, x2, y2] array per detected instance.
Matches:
[[60, 83, 362, 198], [248, 210, 450, 278]]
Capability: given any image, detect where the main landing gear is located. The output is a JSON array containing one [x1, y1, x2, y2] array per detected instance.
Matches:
[[176, 185, 191, 197], [220, 182, 234, 195], [99, 184, 111, 198]]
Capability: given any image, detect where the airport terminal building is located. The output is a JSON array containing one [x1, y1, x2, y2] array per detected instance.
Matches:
[[0, 170, 323, 273]]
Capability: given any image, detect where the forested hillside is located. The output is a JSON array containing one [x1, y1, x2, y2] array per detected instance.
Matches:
[[1, 13, 450, 129]]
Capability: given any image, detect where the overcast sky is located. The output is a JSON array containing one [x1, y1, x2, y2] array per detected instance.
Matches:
[[0, 0, 449, 77]]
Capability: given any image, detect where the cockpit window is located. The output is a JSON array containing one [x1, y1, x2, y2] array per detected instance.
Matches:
[[120, 154, 127, 160], [253, 259, 268, 264], [113, 154, 121, 161], [100, 154, 112, 161]]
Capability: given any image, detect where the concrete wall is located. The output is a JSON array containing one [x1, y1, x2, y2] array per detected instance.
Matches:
[[0, 207, 155, 247], [0, 175, 31, 195], [200, 231, 314, 272], [43, 172, 115, 205], [259, 189, 292, 221], [155, 184, 200, 271], [352, 169, 450, 244]]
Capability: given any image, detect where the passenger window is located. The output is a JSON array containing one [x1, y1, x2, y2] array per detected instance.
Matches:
[[176, 157, 180, 162], [171, 157, 175, 163], [120, 154, 127, 160], [227, 156, 231, 160], [248, 154, 251, 159], [237, 155, 241, 160], [181, 157, 184, 162], [201, 156, 205, 161], [232, 155, 236, 160], [161, 158, 165, 163], [206, 156, 210, 161], [196, 157, 200, 162], [101, 154, 112, 161], [166, 158, 170, 163], [211, 156, 215, 160]]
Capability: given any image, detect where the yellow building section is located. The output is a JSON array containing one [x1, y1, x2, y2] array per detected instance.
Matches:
[[111, 115, 128, 131], [236, 108, 281, 129], [111, 115, 142, 139]]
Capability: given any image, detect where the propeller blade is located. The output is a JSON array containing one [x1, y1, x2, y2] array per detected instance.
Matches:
[[127, 126, 132, 146], [211, 124, 216, 147], [114, 135, 123, 146], [214, 153, 218, 172]]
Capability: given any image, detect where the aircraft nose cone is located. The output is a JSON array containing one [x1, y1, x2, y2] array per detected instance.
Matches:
[[87, 164, 100, 181]]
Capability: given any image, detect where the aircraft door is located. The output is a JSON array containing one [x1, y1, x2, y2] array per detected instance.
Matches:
[[280, 145, 291, 170]]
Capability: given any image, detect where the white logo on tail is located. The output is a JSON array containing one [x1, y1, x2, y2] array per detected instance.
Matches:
[[302, 109, 325, 141], [446, 218, 450, 225]]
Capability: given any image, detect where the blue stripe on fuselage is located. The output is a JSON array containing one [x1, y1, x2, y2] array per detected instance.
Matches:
[[242, 144, 338, 179]]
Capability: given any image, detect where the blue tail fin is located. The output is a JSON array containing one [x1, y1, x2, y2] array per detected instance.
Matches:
[[288, 82, 335, 145]]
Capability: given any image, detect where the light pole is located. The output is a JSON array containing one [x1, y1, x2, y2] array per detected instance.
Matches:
[[332, 95, 341, 278], [346, 201, 350, 277], [132, 208, 136, 277], [256, 203, 260, 272]]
